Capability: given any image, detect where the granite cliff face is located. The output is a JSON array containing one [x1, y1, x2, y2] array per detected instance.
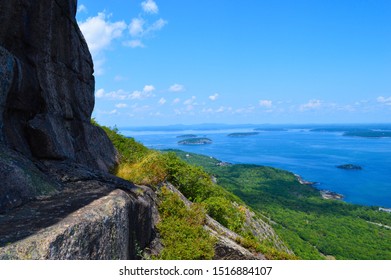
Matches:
[[0, 0, 118, 213], [0, 0, 156, 259], [0, 0, 116, 170]]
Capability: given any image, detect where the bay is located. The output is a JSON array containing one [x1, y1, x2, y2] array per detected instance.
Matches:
[[121, 125, 391, 208]]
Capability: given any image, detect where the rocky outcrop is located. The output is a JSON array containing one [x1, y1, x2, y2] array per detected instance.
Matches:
[[0, 0, 118, 213], [0, 0, 117, 172], [0, 0, 151, 259], [0, 162, 158, 260]]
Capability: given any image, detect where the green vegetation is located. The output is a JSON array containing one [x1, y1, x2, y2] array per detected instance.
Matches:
[[156, 186, 215, 259], [227, 132, 259, 137], [93, 121, 391, 260], [172, 149, 391, 260], [93, 121, 291, 259], [178, 137, 212, 145]]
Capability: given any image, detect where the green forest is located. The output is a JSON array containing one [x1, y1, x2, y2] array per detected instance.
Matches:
[[95, 121, 391, 260], [172, 150, 391, 260]]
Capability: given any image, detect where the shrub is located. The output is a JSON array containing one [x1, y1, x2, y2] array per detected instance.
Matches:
[[156, 187, 216, 260]]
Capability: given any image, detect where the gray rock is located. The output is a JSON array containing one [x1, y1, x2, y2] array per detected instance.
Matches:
[[0, 0, 118, 213], [0, 0, 117, 172], [0, 186, 155, 260]]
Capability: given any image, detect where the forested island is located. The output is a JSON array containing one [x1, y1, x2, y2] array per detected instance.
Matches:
[[337, 164, 362, 170], [227, 132, 259, 137], [343, 130, 391, 138], [178, 137, 212, 145]]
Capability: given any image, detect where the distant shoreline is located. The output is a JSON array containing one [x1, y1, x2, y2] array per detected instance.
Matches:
[[294, 174, 344, 201]]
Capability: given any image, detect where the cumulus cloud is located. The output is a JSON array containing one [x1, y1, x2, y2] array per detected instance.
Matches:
[[79, 12, 127, 57], [259, 100, 273, 108], [95, 88, 105, 98], [300, 99, 322, 111], [79, 12, 127, 74], [172, 98, 181, 104], [129, 18, 145, 37], [141, 0, 159, 14], [169, 84, 185, 92], [209, 93, 219, 101], [143, 85, 155, 93], [79, 3, 167, 72], [377, 96, 391, 106]]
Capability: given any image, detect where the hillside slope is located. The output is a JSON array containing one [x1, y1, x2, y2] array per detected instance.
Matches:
[[172, 150, 391, 260]]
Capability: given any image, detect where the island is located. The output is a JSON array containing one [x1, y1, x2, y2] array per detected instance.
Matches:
[[337, 164, 362, 170], [178, 137, 212, 145], [343, 130, 391, 138], [254, 128, 287, 132], [227, 132, 259, 137], [177, 134, 198, 138]]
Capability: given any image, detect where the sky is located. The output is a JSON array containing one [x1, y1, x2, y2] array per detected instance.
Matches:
[[76, 0, 391, 127]]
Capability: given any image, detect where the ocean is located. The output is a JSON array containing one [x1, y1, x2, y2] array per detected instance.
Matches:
[[120, 125, 391, 208]]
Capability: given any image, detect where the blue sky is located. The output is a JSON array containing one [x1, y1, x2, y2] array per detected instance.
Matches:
[[76, 0, 391, 127]]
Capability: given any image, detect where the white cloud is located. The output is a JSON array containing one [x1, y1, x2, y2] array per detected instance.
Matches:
[[129, 90, 143, 100], [148, 18, 167, 32], [95, 88, 105, 98], [209, 93, 219, 101], [300, 99, 322, 111], [115, 103, 128, 108], [169, 84, 185, 92], [172, 98, 181, 104], [129, 18, 145, 37], [77, 4, 87, 14], [130, 89, 154, 100], [158, 98, 167, 105], [79, 12, 127, 74], [79, 12, 127, 57], [141, 0, 159, 14], [143, 85, 155, 93], [377, 96, 391, 105], [123, 39, 145, 48], [106, 89, 129, 100], [259, 100, 273, 108], [129, 18, 167, 38]]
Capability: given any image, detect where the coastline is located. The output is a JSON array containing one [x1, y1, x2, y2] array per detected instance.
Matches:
[[294, 174, 344, 201]]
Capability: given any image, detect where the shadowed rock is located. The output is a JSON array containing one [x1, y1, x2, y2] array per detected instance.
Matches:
[[0, 0, 117, 170], [0, 0, 118, 213]]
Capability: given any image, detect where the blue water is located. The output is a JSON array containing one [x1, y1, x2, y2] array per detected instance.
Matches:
[[121, 127, 391, 208]]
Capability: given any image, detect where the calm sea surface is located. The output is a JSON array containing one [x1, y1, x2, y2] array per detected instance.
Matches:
[[121, 127, 391, 208]]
